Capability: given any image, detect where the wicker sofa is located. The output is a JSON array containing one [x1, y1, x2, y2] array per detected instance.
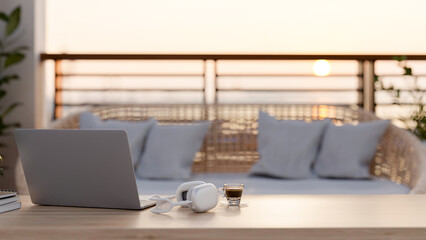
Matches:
[[16, 104, 426, 194]]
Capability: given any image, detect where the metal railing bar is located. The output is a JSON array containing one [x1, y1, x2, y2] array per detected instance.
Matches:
[[57, 73, 204, 77], [376, 89, 426, 92], [56, 103, 359, 107], [217, 74, 362, 77], [57, 73, 426, 79], [375, 103, 426, 105], [57, 73, 362, 78], [216, 89, 362, 92], [56, 88, 204, 92], [376, 74, 426, 77]]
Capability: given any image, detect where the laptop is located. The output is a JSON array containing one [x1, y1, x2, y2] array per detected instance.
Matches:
[[14, 129, 155, 210]]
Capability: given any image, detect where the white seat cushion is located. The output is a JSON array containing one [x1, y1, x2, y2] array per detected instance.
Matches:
[[136, 173, 410, 195]]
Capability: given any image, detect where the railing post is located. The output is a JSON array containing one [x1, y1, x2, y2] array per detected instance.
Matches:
[[213, 60, 218, 104], [54, 60, 63, 119], [362, 60, 375, 112], [202, 59, 207, 105], [357, 60, 364, 108]]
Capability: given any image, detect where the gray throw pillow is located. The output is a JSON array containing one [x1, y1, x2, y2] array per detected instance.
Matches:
[[136, 122, 210, 180], [249, 111, 330, 179], [313, 120, 390, 179], [79, 112, 155, 166]]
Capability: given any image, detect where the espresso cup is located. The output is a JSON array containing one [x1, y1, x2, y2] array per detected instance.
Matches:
[[222, 183, 244, 206]]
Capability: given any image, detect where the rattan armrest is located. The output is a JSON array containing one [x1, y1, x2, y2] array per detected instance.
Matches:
[[357, 110, 425, 191]]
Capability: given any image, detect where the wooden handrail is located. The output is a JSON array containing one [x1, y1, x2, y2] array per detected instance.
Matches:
[[40, 53, 426, 61]]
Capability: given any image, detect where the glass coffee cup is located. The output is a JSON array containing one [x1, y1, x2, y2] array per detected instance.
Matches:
[[219, 183, 244, 206]]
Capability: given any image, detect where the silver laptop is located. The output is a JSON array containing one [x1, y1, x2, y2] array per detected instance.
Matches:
[[14, 129, 155, 210]]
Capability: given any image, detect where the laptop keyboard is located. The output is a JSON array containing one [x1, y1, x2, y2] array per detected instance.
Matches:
[[140, 199, 156, 210]]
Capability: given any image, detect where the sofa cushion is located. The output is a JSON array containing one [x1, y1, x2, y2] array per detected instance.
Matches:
[[136, 122, 210, 180], [249, 111, 329, 179], [135, 173, 410, 195], [314, 120, 390, 179], [79, 112, 155, 166]]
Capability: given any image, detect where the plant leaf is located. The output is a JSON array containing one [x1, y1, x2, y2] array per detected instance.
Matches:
[[3, 122, 20, 129], [0, 12, 8, 22], [374, 75, 379, 82], [392, 56, 407, 62], [403, 67, 412, 75], [0, 89, 6, 99], [0, 75, 19, 86], [1, 103, 21, 118], [6, 6, 20, 36], [4, 53, 24, 68]]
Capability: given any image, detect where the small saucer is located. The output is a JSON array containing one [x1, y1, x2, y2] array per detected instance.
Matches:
[[220, 200, 249, 207]]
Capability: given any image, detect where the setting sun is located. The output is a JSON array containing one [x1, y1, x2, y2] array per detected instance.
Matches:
[[313, 60, 331, 76]]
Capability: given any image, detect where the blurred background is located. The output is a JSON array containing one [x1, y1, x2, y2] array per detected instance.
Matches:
[[0, 0, 425, 189]]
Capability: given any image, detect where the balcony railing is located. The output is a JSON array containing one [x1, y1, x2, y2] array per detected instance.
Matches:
[[40, 54, 426, 124]]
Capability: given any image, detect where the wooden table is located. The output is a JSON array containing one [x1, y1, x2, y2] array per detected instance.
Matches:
[[0, 195, 426, 239]]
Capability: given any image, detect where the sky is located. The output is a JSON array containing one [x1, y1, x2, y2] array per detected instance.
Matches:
[[46, 0, 426, 54]]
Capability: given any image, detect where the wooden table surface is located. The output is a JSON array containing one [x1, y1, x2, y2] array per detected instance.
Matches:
[[0, 195, 426, 239]]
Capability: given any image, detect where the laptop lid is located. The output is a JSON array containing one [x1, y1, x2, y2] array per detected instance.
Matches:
[[14, 129, 142, 210]]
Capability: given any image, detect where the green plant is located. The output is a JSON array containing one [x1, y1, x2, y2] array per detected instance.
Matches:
[[0, 6, 26, 144], [0, 6, 27, 175], [375, 56, 426, 141]]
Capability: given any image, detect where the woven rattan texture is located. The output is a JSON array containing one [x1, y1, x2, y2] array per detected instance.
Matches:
[[50, 104, 424, 188]]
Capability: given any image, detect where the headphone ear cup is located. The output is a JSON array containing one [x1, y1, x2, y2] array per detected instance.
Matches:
[[175, 181, 205, 207], [187, 183, 218, 213]]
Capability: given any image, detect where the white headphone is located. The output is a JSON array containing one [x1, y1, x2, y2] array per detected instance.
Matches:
[[149, 181, 218, 213]]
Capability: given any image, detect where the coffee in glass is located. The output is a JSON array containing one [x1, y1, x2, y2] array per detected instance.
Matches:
[[223, 183, 244, 206]]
